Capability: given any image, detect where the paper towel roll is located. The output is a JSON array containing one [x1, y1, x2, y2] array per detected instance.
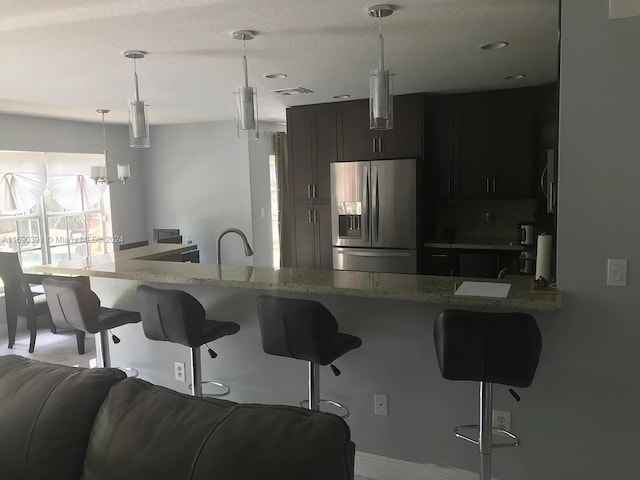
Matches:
[[535, 234, 553, 281]]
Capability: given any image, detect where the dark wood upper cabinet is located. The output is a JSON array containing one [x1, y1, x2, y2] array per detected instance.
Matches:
[[286, 103, 337, 203], [454, 92, 494, 198], [492, 88, 535, 198], [382, 93, 424, 159], [338, 94, 424, 161], [429, 87, 539, 200]]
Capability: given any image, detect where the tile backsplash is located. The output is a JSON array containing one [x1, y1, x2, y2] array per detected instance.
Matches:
[[437, 199, 538, 240]]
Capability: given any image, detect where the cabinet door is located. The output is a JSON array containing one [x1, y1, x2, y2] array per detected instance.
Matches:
[[430, 96, 456, 199], [492, 88, 535, 197], [292, 204, 316, 268], [314, 103, 337, 200], [454, 92, 493, 198], [287, 106, 314, 203], [381, 94, 424, 159], [338, 100, 376, 162], [316, 203, 333, 269], [424, 248, 456, 276]]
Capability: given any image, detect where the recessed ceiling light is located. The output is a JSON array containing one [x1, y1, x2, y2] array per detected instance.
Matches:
[[332, 94, 351, 99], [503, 73, 526, 80], [264, 73, 287, 79], [480, 41, 509, 50], [271, 87, 314, 96]]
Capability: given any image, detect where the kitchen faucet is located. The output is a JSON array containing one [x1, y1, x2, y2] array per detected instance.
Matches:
[[216, 228, 253, 265]]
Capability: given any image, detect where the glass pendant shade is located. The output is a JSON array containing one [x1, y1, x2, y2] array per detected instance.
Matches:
[[236, 85, 258, 131], [129, 99, 150, 148], [233, 31, 259, 139], [370, 67, 393, 130]]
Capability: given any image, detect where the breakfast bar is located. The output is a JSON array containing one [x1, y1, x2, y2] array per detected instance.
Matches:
[[30, 244, 561, 465]]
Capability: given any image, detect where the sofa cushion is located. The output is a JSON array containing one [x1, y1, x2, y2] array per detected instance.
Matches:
[[0, 355, 126, 480], [81, 378, 355, 480]]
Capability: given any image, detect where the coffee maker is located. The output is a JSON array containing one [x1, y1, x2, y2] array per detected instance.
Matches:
[[517, 222, 537, 274]]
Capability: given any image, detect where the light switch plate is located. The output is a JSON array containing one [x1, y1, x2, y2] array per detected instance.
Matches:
[[607, 259, 628, 287]]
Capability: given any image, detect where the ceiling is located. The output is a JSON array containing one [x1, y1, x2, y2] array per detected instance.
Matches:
[[0, 0, 559, 125]]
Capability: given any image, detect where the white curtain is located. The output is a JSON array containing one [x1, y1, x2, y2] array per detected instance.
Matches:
[[45, 152, 106, 211], [48, 175, 106, 211], [0, 151, 47, 214]]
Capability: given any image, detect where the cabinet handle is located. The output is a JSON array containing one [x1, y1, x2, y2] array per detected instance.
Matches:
[[372, 137, 377, 153], [313, 209, 318, 223], [307, 184, 312, 198], [308, 209, 313, 224], [378, 137, 383, 153], [448, 179, 452, 194], [486, 178, 490, 193], [312, 184, 318, 198], [431, 254, 448, 258], [492, 177, 496, 193]]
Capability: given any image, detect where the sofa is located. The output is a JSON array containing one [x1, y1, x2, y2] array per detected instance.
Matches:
[[0, 355, 355, 480]]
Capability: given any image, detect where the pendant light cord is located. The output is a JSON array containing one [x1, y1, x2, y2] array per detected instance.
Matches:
[[133, 56, 140, 102], [242, 37, 249, 88], [378, 14, 385, 70]]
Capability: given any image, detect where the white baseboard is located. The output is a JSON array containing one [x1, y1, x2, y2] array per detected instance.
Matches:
[[355, 451, 480, 480]]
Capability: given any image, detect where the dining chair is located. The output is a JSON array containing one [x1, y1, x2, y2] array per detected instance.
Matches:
[[0, 252, 49, 352]]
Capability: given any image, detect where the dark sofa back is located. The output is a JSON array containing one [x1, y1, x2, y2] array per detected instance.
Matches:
[[0, 355, 126, 480], [81, 378, 355, 480]]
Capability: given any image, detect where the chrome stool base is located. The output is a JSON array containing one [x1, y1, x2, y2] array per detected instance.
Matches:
[[454, 425, 520, 448], [189, 380, 231, 397], [299, 399, 350, 418]]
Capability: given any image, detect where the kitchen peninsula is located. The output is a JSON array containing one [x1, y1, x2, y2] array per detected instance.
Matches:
[[29, 243, 561, 467], [33, 244, 561, 311]]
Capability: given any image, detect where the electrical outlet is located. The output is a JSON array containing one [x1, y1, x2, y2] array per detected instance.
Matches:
[[374, 393, 388, 416], [174, 361, 186, 382], [492, 409, 511, 431], [607, 259, 628, 287]]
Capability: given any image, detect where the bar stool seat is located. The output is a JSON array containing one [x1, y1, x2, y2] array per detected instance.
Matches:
[[256, 295, 362, 417], [42, 278, 141, 376], [434, 309, 541, 480], [136, 285, 240, 397]]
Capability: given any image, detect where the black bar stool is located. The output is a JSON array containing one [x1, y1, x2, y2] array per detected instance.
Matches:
[[434, 309, 542, 480], [42, 278, 141, 375], [136, 285, 240, 397], [256, 295, 362, 417]]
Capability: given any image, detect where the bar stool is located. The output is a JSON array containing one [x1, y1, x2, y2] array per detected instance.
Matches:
[[42, 278, 141, 375], [256, 295, 362, 417], [136, 285, 240, 397], [434, 309, 542, 480]]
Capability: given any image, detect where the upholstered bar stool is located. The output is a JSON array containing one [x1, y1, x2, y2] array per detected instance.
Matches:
[[434, 309, 542, 480], [256, 295, 362, 417], [136, 285, 240, 397], [42, 278, 141, 375]]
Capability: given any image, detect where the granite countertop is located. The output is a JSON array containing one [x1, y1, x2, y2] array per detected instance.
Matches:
[[29, 244, 561, 312], [425, 237, 524, 251]]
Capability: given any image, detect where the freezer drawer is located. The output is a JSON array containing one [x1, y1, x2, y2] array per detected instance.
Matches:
[[333, 247, 417, 274]]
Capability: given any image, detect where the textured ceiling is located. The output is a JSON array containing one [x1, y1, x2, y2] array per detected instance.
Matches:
[[0, 0, 559, 125]]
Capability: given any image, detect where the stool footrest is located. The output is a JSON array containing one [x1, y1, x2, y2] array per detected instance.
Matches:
[[454, 425, 521, 448], [188, 380, 231, 397], [299, 399, 350, 418]]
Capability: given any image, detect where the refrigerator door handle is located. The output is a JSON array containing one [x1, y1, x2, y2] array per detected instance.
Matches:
[[335, 249, 412, 258], [372, 165, 379, 244], [363, 165, 370, 242]]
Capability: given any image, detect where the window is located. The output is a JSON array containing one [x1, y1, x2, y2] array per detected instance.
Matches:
[[0, 151, 113, 268]]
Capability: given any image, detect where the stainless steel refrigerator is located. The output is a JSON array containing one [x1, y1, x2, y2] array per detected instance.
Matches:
[[330, 159, 417, 273]]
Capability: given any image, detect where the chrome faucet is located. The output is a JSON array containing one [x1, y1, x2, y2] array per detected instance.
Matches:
[[216, 228, 254, 265]]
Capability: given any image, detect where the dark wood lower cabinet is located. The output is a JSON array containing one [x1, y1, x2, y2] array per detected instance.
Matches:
[[291, 203, 332, 269]]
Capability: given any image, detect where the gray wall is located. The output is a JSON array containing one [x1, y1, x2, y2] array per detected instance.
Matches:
[[0, 112, 147, 243], [141, 121, 254, 265]]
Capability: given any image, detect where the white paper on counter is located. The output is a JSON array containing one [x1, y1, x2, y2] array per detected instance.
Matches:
[[454, 281, 511, 298]]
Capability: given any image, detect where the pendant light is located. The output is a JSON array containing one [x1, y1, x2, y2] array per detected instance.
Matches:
[[90, 109, 131, 185], [233, 30, 259, 139], [124, 50, 150, 148], [368, 4, 394, 130]]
